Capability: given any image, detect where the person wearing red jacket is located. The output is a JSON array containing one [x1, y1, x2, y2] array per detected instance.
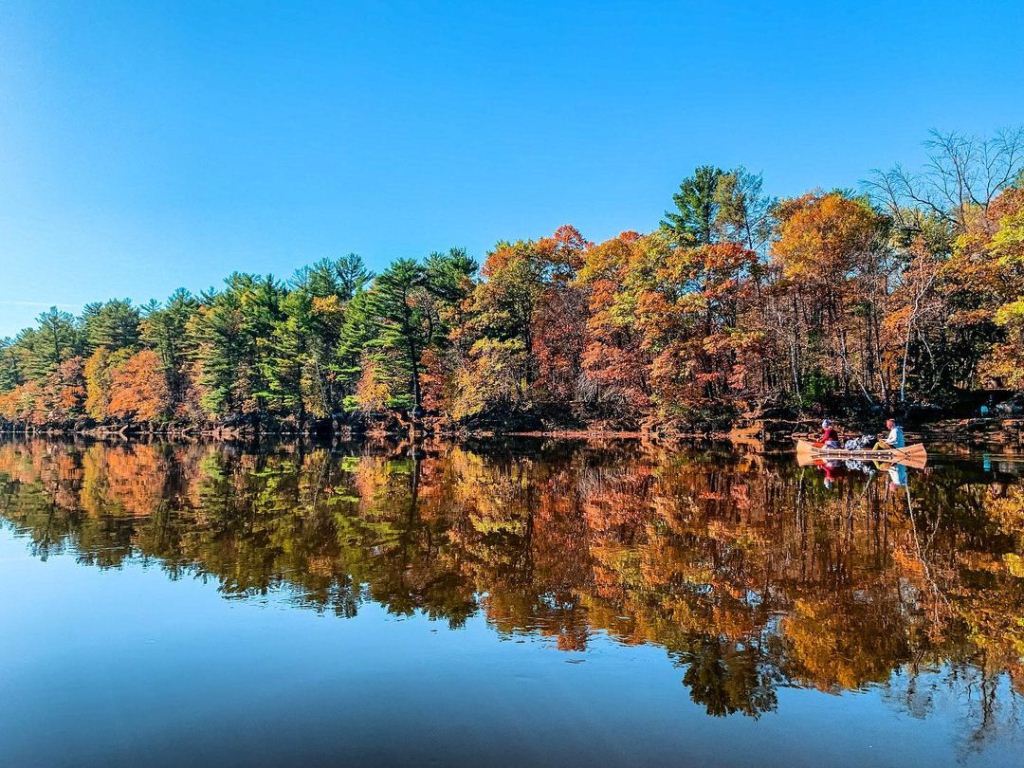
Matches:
[[816, 419, 840, 448]]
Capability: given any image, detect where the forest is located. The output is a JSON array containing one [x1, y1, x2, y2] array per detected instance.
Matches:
[[2, 129, 1023, 435]]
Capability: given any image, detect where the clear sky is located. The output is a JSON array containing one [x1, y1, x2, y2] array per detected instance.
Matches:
[[1, 1, 1022, 337]]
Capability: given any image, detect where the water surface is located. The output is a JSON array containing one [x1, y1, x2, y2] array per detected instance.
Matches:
[[1, 439, 1022, 767]]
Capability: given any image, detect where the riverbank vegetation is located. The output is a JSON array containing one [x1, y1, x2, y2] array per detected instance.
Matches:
[[2, 129, 1023, 435]]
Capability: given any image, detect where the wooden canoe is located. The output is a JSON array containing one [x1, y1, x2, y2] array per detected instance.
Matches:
[[795, 439, 928, 469]]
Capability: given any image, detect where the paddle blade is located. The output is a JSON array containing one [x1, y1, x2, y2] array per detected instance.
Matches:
[[795, 440, 817, 456], [892, 444, 928, 468], [795, 452, 818, 467]]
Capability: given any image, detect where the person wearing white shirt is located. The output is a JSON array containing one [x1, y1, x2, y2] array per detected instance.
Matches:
[[876, 418, 905, 449]]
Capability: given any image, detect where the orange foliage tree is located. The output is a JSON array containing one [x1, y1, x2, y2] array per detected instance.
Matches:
[[108, 349, 172, 423]]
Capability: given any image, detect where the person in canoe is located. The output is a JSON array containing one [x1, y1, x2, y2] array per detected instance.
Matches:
[[875, 418, 905, 450], [816, 419, 840, 449]]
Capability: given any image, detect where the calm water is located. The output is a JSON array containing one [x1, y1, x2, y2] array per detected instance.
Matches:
[[1, 439, 1023, 767]]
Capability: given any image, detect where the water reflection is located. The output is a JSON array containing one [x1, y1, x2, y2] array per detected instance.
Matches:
[[1, 438, 1022, 732]]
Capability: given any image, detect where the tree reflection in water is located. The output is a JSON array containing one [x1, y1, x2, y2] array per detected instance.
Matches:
[[1, 438, 1022, 734]]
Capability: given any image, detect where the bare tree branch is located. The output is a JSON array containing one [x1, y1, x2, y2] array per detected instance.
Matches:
[[865, 128, 1024, 233]]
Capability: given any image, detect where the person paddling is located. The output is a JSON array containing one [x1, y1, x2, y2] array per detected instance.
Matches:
[[816, 419, 840, 449], [875, 418, 905, 450]]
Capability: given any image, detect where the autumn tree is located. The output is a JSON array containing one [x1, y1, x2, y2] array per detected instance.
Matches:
[[84, 347, 126, 420], [530, 226, 589, 405], [577, 232, 652, 419], [108, 349, 172, 422], [454, 226, 586, 419], [771, 192, 893, 405], [634, 236, 760, 421], [45, 356, 87, 422], [868, 128, 1024, 397], [463, 240, 546, 387], [973, 188, 1024, 388]]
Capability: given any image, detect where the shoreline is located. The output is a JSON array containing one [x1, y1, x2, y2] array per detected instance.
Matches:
[[2, 416, 1023, 452]]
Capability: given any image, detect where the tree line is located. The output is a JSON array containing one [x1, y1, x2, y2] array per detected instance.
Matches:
[[2, 128, 1023, 433]]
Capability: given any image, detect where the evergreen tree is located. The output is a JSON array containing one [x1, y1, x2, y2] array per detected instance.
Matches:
[[363, 259, 430, 412], [141, 289, 199, 407], [336, 289, 376, 411], [662, 165, 726, 246], [81, 299, 141, 351], [271, 254, 372, 418], [341, 253, 475, 414], [424, 248, 477, 306], [293, 253, 371, 302], [15, 307, 83, 380], [0, 339, 21, 392], [190, 274, 284, 418], [266, 289, 313, 417]]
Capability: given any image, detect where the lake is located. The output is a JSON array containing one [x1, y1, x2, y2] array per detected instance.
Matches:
[[1, 438, 1022, 767]]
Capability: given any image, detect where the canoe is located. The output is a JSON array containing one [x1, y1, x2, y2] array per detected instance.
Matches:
[[795, 440, 928, 469]]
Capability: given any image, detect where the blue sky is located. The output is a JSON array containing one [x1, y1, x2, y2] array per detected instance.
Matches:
[[1, 1, 1022, 337]]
